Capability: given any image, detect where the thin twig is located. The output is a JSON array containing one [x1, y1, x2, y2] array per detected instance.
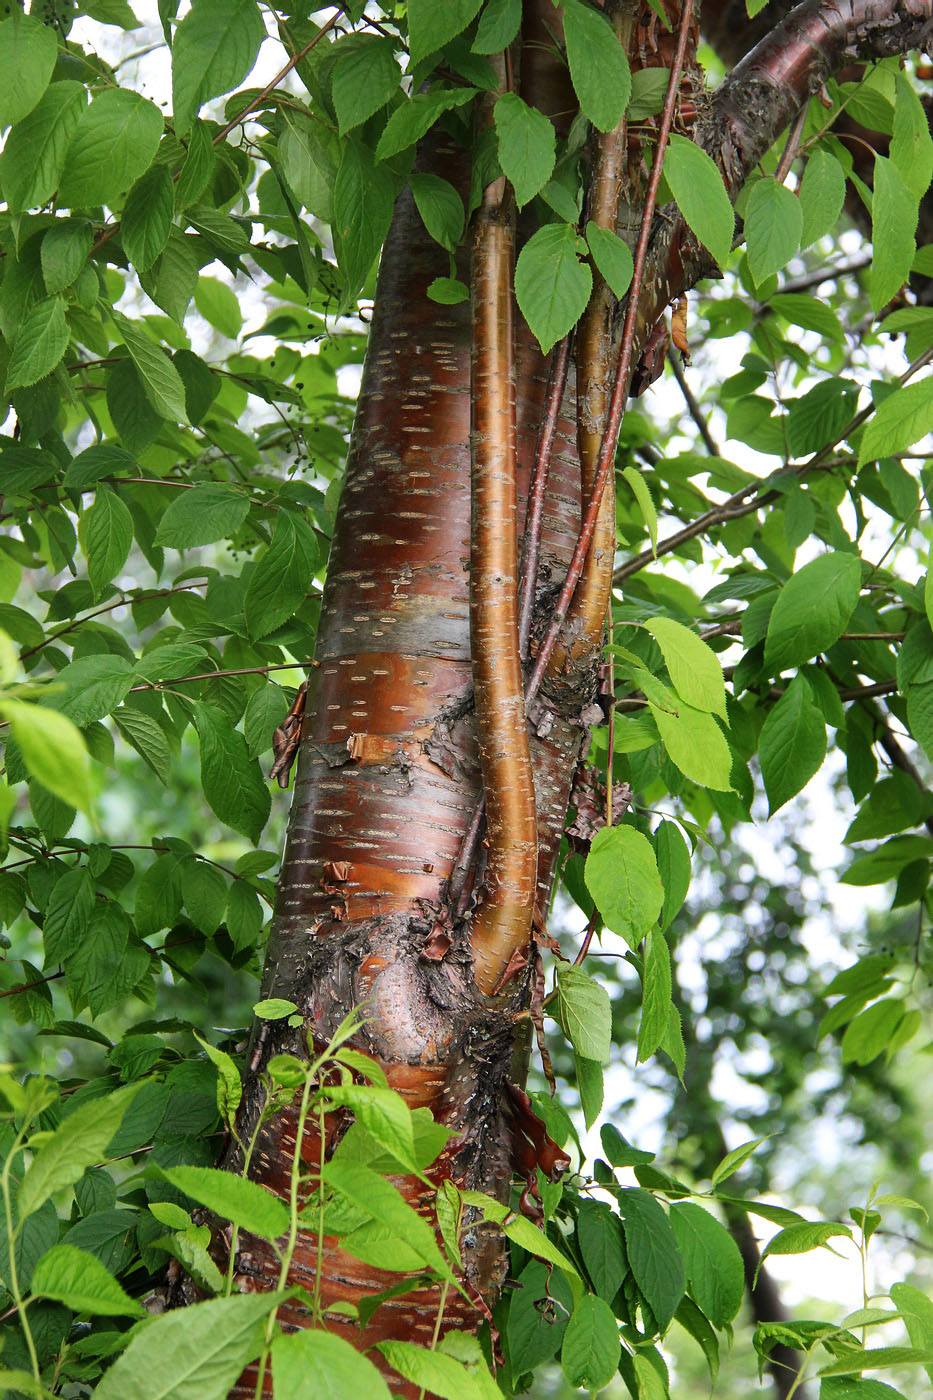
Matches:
[[517, 336, 571, 658], [527, 0, 696, 704], [667, 347, 720, 456], [774, 102, 809, 183]]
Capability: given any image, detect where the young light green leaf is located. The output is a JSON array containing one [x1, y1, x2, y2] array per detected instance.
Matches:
[[759, 1220, 852, 1268], [841, 998, 903, 1066], [324, 1161, 453, 1279], [710, 1134, 772, 1188], [0, 15, 58, 129], [560, 1294, 621, 1391], [585, 824, 664, 949], [171, 0, 265, 136], [664, 134, 734, 267], [194, 702, 271, 843], [555, 965, 612, 1063], [759, 674, 827, 814], [891, 72, 933, 202], [31, 1242, 145, 1316], [818, 1347, 933, 1379], [494, 92, 555, 208], [890, 1282, 933, 1385], [194, 277, 243, 339], [194, 1033, 243, 1128], [859, 377, 933, 466], [92, 1291, 288, 1400], [744, 178, 802, 284], [586, 221, 634, 299], [376, 1340, 486, 1400], [563, 0, 631, 133], [621, 463, 658, 552], [253, 998, 297, 1020], [650, 699, 734, 792], [501, 1214, 582, 1300], [515, 221, 592, 354], [19, 1083, 141, 1218], [5, 297, 69, 391], [157, 1165, 289, 1242], [0, 700, 91, 812], [273, 1330, 393, 1400], [645, 617, 726, 717], [58, 88, 163, 207]]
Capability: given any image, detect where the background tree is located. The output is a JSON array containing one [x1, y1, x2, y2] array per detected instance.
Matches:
[[1, 1, 933, 1398]]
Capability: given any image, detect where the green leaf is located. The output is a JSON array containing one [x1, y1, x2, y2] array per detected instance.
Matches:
[[799, 149, 846, 249], [494, 92, 555, 207], [820, 1347, 933, 1380], [618, 1187, 685, 1331], [760, 1221, 851, 1268], [5, 297, 69, 392], [890, 1282, 933, 1386], [59, 88, 163, 207], [515, 221, 592, 354], [194, 702, 271, 843], [326, 1083, 418, 1172], [332, 34, 400, 135], [0, 15, 57, 129], [67, 901, 130, 1017], [407, 0, 484, 64], [253, 998, 297, 1020], [501, 1214, 581, 1299], [710, 1135, 771, 1187], [376, 1341, 485, 1400], [670, 1202, 744, 1327], [157, 1165, 289, 1243], [244, 683, 288, 759], [122, 163, 174, 271], [840, 998, 903, 1066], [19, 1083, 140, 1219], [576, 1199, 627, 1301], [859, 378, 933, 466], [31, 1242, 144, 1316], [154, 483, 249, 547], [870, 156, 917, 312], [759, 674, 827, 814], [575, 1053, 603, 1130], [585, 824, 663, 949], [334, 138, 397, 303], [664, 134, 734, 267], [409, 173, 464, 253], [41, 219, 92, 295], [555, 965, 612, 1062], [745, 179, 802, 284], [111, 312, 189, 423], [324, 1161, 452, 1279], [507, 1258, 573, 1374], [113, 706, 172, 783], [472, 0, 521, 53], [195, 1033, 243, 1127], [172, 0, 266, 136], [43, 866, 95, 964], [563, 0, 631, 133], [244, 511, 318, 640], [637, 928, 672, 1063], [0, 700, 91, 811], [278, 106, 340, 222], [92, 1291, 287, 1400], [650, 697, 734, 792], [891, 72, 933, 203], [645, 617, 726, 717], [182, 860, 227, 935], [54, 655, 135, 726], [622, 464, 658, 552], [0, 79, 86, 214], [225, 879, 264, 951], [764, 551, 862, 672], [194, 277, 243, 339], [273, 1329, 393, 1400], [374, 87, 477, 163], [561, 1294, 621, 1391], [585, 222, 634, 299], [655, 819, 691, 933], [81, 487, 134, 599]]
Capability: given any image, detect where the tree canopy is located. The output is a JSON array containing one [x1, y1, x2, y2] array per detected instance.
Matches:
[[1, 1, 932, 1398]]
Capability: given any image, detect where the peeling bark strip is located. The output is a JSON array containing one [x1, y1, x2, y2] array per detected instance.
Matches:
[[469, 72, 539, 997]]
